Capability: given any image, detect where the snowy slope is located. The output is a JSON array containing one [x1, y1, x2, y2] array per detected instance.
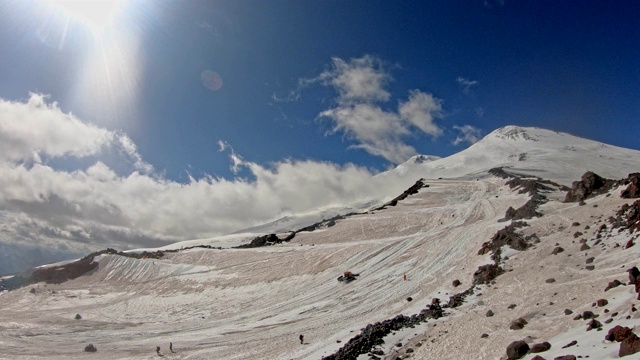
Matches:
[[1, 126, 640, 360], [382, 126, 640, 185]]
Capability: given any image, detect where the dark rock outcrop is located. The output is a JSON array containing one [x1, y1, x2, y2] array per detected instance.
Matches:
[[564, 172, 615, 202], [621, 173, 640, 199], [373, 179, 428, 210], [235, 233, 295, 249], [84, 344, 97, 352], [617, 200, 640, 233], [473, 264, 504, 285], [478, 223, 529, 263]]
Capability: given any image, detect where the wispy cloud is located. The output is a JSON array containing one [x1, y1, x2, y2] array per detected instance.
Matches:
[[312, 55, 444, 164], [0, 94, 418, 274], [456, 77, 478, 94], [453, 125, 483, 145]]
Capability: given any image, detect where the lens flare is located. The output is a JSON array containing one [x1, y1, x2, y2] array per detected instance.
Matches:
[[46, 0, 124, 34]]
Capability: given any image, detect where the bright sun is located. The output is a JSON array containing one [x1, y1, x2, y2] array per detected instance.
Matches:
[[46, 0, 124, 33]]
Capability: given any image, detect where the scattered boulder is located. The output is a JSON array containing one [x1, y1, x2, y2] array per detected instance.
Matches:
[[596, 299, 608, 307], [84, 344, 97, 352], [554, 356, 576, 360], [510, 317, 528, 330], [530, 341, 551, 353], [551, 247, 564, 255], [531, 356, 546, 360], [506, 340, 529, 359], [587, 319, 602, 330], [75, 314, 82, 320], [545, 278, 556, 283], [562, 340, 577, 348], [486, 310, 494, 317], [605, 279, 622, 291], [582, 311, 595, 319], [452, 279, 461, 287], [564, 309, 573, 315], [580, 243, 591, 251]]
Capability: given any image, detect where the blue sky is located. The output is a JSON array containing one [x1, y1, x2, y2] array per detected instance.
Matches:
[[0, 0, 638, 273]]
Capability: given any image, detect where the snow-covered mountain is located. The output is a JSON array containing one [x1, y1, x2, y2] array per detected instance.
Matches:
[[2, 125, 640, 360], [383, 126, 640, 185]]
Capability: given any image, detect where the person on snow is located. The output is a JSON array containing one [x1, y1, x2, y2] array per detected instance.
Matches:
[[156, 346, 161, 355], [170, 342, 174, 353], [299, 334, 304, 344]]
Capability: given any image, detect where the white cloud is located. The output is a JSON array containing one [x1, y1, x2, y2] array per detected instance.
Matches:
[[399, 90, 443, 137], [319, 55, 391, 104], [453, 125, 483, 145], [0, 94, 420, 274], [0, 94, 113, 163], [314, 55, 444, 164], [456, 77, 478, 94], [0, 94, 150, 173]]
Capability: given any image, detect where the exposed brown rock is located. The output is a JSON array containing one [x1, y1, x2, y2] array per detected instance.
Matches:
[[620, 333, 640, 357], [529, 341, 551, 353], [506, 340, 529, 359], [621, 173, 640, 199], [554, 356, 576, 360], [509, 317, 528, 330], [564, 171, 615, 202], [605, 325, 633, 342], [473, 264, 504, 285]]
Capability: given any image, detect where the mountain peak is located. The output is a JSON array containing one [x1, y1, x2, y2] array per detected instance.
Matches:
[[489, 125, 543, 142]]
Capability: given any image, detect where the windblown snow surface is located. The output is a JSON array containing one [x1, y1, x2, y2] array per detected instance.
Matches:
[[2, 126, 640, 360]]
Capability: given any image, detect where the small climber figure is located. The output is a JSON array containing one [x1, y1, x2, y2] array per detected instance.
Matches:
[[169, 342, 174, 353], [403, 274, 407, 281], [299, 334, 304, 344], [156, 346, 161, 355]]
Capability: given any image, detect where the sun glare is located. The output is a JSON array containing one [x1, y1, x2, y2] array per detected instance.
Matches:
[[46, 0, 124, 34]]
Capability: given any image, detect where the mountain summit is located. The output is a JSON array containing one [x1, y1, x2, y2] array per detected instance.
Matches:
[[389, 125, 640, 185]]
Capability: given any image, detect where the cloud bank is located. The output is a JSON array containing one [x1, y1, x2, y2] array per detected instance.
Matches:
[[314, 55, 444, 164], [0, 94, 416, 274]]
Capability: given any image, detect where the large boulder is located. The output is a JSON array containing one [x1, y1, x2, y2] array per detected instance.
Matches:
[[620, 333, 640, 357], [506, 340, 529, 359]]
